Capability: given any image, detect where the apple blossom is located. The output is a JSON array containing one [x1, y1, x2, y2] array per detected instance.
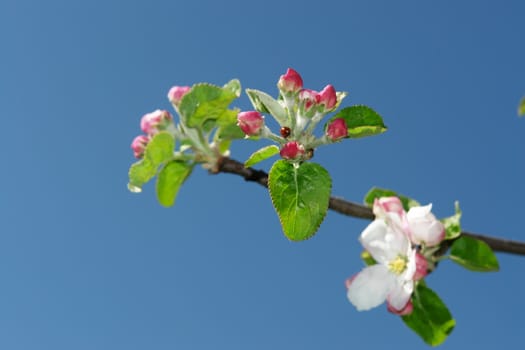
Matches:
[[326, 118, 348, 140], [277, 68, 303, 94], [346, 218, 416, 311], [298, 89, 319, 115], [318, 84, 337, 111], [280, 141, 305, 160], [237, 111, 264, 136], [131, 135, 149, 159], [167, 85, 191, 106], [140, 109, 173, 135], [406, 204, 445, 247]]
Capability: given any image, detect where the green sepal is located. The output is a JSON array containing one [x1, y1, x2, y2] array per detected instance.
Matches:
[[364, 187, 420, 211], [268, 160, 331, 241], [156, 160, 193, 207], [246, 89, 288, 126], [244, 145, 280, 167], [402, 284, 455, 346], [179, 79, 241, 129], [449, 236, 499, 272], [326, 105, 387, 138], [518, 95, 525, 116], [441, 201, 462, 240], [128, 132, 175, 192]]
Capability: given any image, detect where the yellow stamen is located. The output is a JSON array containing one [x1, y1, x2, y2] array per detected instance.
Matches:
[[388, 255, 408, 275]]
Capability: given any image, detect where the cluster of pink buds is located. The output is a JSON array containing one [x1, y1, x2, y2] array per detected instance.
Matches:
[[237, 68, 348, 163], [346, 197, 445, 316], [131, 86, 191, 159]]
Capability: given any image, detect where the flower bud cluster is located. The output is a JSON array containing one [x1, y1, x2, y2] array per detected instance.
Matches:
[[346, 197, 446, 316], [130, 86, 190, 159], [237, 68, 349, 163]]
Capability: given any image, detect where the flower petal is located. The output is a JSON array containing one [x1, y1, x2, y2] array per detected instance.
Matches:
[[360, 219, 409, 264], [347, 264, 395, 311], [407, 204, 445, 246], [387, 278, 414, 311]]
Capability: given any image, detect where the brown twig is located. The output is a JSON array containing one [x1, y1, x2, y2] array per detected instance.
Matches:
[[215, 157, 525, 256]]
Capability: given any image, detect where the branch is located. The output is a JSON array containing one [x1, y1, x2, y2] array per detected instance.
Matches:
[[215, 157, 525, 256]]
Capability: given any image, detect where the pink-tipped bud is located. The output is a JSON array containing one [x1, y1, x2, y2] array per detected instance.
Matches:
[[280, 141, 305, 160], [131, 135, 149, 159], [140, 109, 173, 135], [406, 204, 446, 247], [237, 111, 264, 136], [414, 252, 429, 281], [167, 86, 191, 106], [373, 197, 405, 218], [298, 89, 320, 115], [277, 68, 303, 94], [318, 85, 337, 110], [387, 299, 413, 316], [326, 118, 348, 140]]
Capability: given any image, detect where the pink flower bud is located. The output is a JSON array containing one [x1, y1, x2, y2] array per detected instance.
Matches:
[[406, 204, 445, 247], [387, 299, 413, 316], [373, 197, 405, 221], [140, 109, 173, 135], [131, 135, 149, 159], [277, 68, 303, 94], [237, 111, 264, 136], [280, 141, 305, 160], [318, 85, 337, 110], [298, 89, 319, 114], [413, 252, 428, 280], [167, 86, 191, 106], [326, 118, 348, 140]]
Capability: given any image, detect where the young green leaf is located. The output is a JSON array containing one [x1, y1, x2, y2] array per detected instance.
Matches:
[[156, 160, 193, 207], [441, 201, 462, 240], [364, 187, 420, 211], [268, 160, 331, 241], [128, 132, 175, 192], [246, 89, 288, 126], [449, 236, 499, 272], [179, 81, 240, 129], [402, 284, 455, 346], [244, 145, 280, 167], [327, 105, 387, 138]]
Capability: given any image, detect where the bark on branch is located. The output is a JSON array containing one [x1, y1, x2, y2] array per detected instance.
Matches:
[[215, 157, 525, 256]]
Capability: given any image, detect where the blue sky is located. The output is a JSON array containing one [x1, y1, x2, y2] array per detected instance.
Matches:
[[1, 0, 524, 349]]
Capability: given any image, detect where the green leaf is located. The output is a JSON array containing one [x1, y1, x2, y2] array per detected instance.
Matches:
[[223, 79, 242, 97], [156, 160, 193, 207], [327, 105, 387, 138], [244, 145, 280, 167], [128, 132, 175, 192], [449, 236, 499, 272], [268, 160, 331, 241], [441, 201, 462, 240], [363, 187, 420, 211], [402, 284, 455, 346], [246, 89, 288, 126], [518, 95, 525, 116], [179, 80, 240, 129]]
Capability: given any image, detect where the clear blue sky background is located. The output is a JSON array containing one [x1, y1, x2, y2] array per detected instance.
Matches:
[[1, 0, 524, 349]]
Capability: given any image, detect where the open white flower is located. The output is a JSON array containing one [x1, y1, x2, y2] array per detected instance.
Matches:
[[347, 219, 417, 311]]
